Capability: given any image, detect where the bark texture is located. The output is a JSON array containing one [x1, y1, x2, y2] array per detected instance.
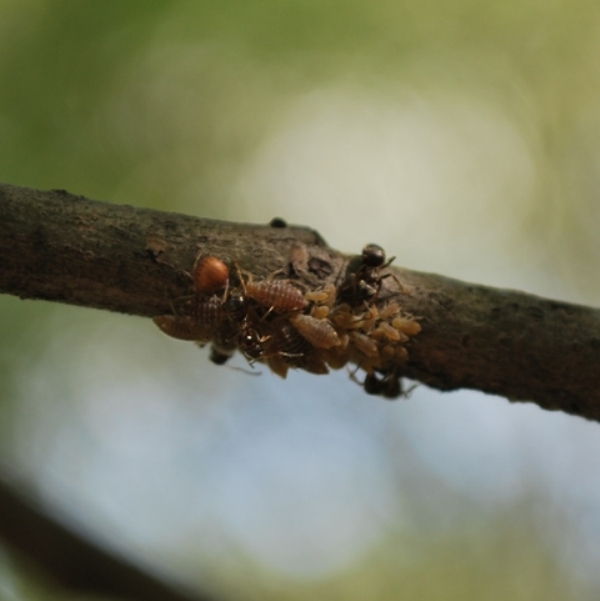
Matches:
[[1, 182, 600, 422]]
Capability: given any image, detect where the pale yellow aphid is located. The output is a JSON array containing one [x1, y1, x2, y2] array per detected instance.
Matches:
[[379, 301, 400, 320], [311, 305, 330, 319], [392, 316, 422, 336], [305, 283, 337, 306], [371, 321, 403, 342], [332, 306, 366, 330]]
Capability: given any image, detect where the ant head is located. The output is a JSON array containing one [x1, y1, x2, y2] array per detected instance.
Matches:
[[361, 244, 386, 268], [239, 327, 265, 360], [226, 291, 246, 314]]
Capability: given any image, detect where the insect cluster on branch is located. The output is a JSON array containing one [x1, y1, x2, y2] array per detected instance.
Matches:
[[153, 244, 421, 399]]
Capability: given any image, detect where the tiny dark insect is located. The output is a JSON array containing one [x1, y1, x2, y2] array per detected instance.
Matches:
[[237, 320, 270, 361], [193, 256, 229, 295], [269, 217, 287, 228], [210, 345, 234, 365], [363, 371, 402, 400], [363, 372, 385, 395], [339, 243, 395, 305]]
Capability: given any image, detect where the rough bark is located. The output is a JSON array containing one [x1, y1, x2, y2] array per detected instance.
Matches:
[[1, 182, 599, 422]]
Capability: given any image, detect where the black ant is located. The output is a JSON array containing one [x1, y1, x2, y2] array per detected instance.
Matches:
[[339, 243, 395, 305], [363, 370, 416, 400]]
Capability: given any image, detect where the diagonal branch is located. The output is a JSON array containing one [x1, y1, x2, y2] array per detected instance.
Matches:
[[0, 475, 213, 601], [1, 182, 600, 422]]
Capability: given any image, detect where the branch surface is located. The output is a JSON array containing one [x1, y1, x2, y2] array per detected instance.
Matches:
[[1, 182, 600, 422]]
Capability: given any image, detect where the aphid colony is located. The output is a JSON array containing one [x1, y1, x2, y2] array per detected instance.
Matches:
[[153, 244, 421, 399]]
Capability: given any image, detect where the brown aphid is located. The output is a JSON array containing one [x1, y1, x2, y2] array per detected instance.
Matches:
[[270, 321, 311, 362], [193, 294, 228, 329], [291, 314, 341, 349], [153, 315, 213, 342], [350, 331, 379, 358], [392, 316, 422, 336], [320, 347, 350, 370], [266, 353, 290, 379], [245, 280, 308, 312], [261, 321, 309, 378], [193, 256, 229, 294], [262, 320, 315, 378]]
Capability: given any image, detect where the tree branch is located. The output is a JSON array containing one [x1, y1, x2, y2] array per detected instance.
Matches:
[[0, 475, 212, 601], [1, 182, 599, 422]]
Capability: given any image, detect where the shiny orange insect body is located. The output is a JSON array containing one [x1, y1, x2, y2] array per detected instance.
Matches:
[[193, 255, 229, 295]]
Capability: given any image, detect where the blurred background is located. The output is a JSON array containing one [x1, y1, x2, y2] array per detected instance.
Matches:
[[1, 0, 600, 599]]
